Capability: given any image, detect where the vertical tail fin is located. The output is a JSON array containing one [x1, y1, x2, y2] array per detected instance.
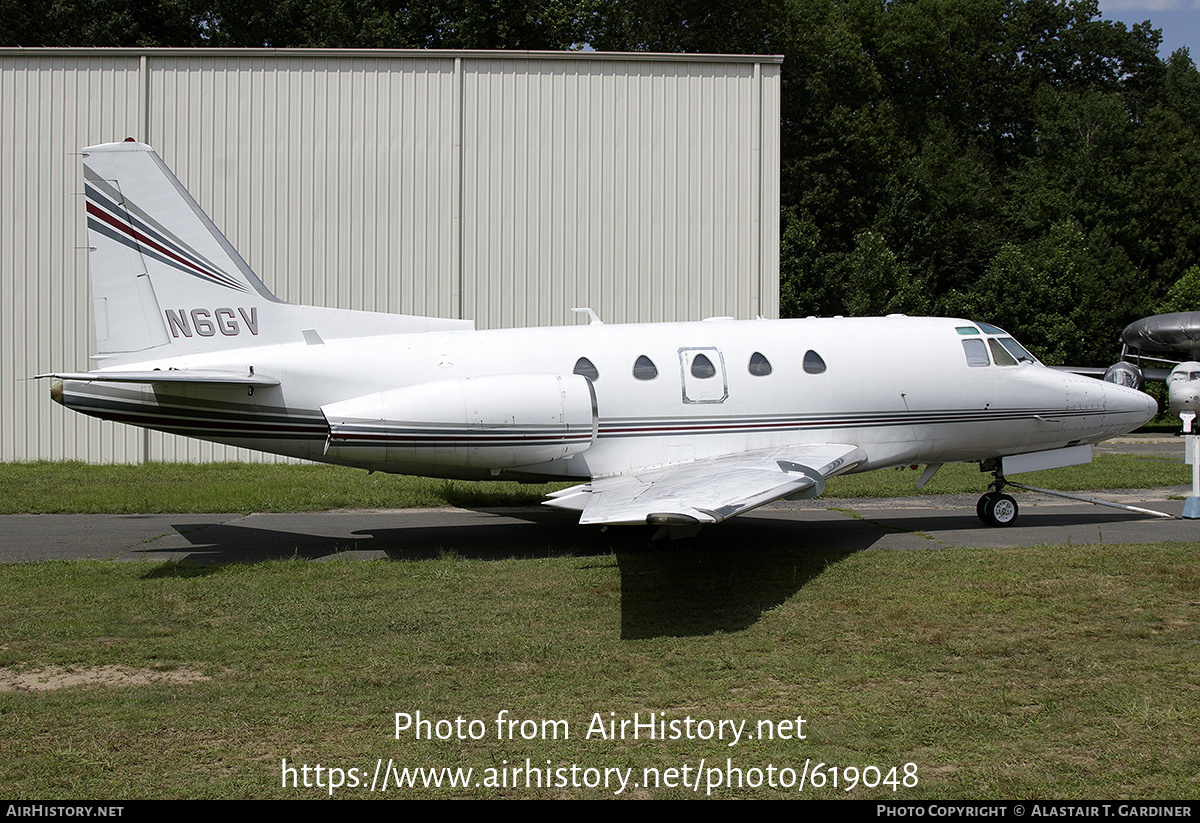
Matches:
[[81, 141, 472, 366], [82, 140, 282, 361]]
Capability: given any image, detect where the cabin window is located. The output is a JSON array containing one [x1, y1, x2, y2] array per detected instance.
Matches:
[[988, 338, 1018, 366], [691, 353, 716, 379], [803, 350, 827, 375], [573, 357, 599, 381], [962, 339, 990, 367], [633, 355, 658, 380], [748, 352, 773, 376]]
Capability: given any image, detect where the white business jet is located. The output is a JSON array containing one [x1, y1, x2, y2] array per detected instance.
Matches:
[[40, 141, 1158, 533]]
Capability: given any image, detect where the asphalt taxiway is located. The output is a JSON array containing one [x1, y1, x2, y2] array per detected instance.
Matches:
[[1, 435, 1195, 564]]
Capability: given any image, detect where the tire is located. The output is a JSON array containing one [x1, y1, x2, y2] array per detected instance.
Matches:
[[981, 493, 1018, 527], [976, 492, 995, 523]]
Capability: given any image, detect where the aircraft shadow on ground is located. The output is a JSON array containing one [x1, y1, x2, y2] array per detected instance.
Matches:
[[146, 510, 893, 637], [139, 502, 1166, 575], [137, 500, 1186, 632], [846, 507, 1168, 536], [611, 518, 875, 639]]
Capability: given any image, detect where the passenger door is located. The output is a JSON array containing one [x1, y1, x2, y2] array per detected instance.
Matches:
[[678, 347, 728, 404]]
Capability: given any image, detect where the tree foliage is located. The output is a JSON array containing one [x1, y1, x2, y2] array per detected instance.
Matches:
[[5, 0, 1199, 366], [1159, 265, 1200, 315], [769, 0, 1199, 366]]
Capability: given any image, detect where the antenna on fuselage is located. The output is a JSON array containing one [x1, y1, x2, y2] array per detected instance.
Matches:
[[571, 308, 604, 325]]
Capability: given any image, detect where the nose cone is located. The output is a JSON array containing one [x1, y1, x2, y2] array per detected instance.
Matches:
[[1169, 381, 1200, 417], [1107, 382, 1159, 431]]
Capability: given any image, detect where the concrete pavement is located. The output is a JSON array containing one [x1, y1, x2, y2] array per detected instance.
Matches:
[[1, 435, 1194, 564]]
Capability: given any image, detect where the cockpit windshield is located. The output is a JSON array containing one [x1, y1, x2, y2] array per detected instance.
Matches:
[[995, 336, 1038, 364], [967, 323, 1042, 367]]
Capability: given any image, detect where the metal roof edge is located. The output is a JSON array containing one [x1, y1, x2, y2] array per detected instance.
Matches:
[[0, 47, 784, 63]]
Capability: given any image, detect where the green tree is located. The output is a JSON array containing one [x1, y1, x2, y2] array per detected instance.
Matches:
[[1159, 265, 1200, 314], [0, 0, 591, 47], [5, 0, 1198, 345], [841, 230, 929, 316], [952, 241, 1074, 362], [0, 0, 210, 46], [581, 0, 785, 54]]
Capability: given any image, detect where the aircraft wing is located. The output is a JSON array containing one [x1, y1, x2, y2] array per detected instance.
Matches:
[[545, 443, 865, 526]]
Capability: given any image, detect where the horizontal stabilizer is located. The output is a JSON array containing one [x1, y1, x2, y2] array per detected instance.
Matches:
[[37, 369, 280, 386]]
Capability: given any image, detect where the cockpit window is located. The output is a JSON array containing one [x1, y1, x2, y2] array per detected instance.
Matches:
[[988, 338, 1018, 366], [573, 357, 599, 381], [690, 353, 716, 379], [956, 326, 979, 335], [970, 322, 1040, 366], [996, 337, 1038, 364], [633, 355, 658, 380], [803, 350, 827, 375], [748, 352, 772, 376], [962, 339, 990, 367]]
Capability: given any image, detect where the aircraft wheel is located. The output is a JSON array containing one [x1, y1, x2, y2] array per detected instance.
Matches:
[[979, 493, 1018, 527], [976, 492, 995, 522]]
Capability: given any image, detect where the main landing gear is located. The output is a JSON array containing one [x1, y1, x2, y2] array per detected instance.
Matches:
[[977, 469, 1018, 527]]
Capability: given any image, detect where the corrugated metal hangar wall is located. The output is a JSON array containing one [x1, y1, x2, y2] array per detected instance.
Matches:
[[0, 48, 782, 463]]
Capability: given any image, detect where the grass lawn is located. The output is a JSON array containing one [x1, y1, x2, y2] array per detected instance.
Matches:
[[0, 452, 1196, 798], [1, 541, 1197, 798]]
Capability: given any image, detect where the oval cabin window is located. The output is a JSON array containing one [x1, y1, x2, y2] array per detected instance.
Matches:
[[748, 352, 772, 376], [691, 353, 716, 379], [633, 355, 658, 380], [573, 357, 600, 381], [803, 350, 827, 375]]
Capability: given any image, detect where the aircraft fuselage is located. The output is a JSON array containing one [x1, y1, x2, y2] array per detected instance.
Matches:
[[57, 315, 1155, 483]]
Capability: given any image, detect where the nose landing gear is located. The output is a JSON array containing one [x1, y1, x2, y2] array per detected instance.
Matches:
[[973, 449, 1178, 527], [977, 469, 1018, 527], [977, 489, 1019, 526]]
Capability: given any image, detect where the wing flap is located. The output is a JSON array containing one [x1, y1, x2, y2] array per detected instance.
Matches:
[[546, 443, 864, 526]]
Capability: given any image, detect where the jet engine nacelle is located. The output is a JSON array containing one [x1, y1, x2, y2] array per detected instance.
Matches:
[[1168, 361, 1200, 417], [322, 373, 598, 470], [1103, 361, 1144, 391]]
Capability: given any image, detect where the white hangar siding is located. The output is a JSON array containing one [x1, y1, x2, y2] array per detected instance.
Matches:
[[0, 48, 782, 463]]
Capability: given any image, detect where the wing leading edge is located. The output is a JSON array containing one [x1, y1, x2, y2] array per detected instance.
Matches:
[[546, 443, 865, 526]]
